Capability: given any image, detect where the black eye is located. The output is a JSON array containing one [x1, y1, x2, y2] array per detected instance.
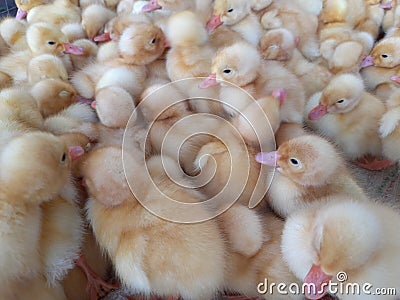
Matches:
[[290, 158, 299, 165], [60, 152, 67, 163], [48, 41, 56, 45], [150, 38, 156, 44], [381, 54, 388, 58], [223, 69, 232, 74], [337, 99, 345, 104], [227, 8, 234, 12]]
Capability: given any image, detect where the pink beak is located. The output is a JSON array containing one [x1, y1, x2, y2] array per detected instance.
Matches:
[[206, 15, 223, 31], [361, 55, 374, 68], [93, 32, 111, 42], [68, 146, 85, 161], [272, 88, 287, 107], [91, 100, 97, 109], [142, 0, 162, 12], [255, 151, 280, 167], [16, 7, 27, 20], [379, 1, 393, 9], [164, 39, 171, 48], [63, 43, 84, 55], [308, 104, 328, 121], [304, 265, 333, 300], [77, 95, 94, 105], [198, 74, 219, 89], [390, 75, 400, 83]]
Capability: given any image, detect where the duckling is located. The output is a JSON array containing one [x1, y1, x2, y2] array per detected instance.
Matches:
[[259, 28, 332, 98], [69, 39, 98, 70], [201, 41, 305, 124], [361, 36, 400, 68], [0, 22, 84, 88], [27, 0, 81, 26], [306, 73, 394, 170], [380, 90, 400, 163], [30, 79, 78, 118], [256, 134, 366, 218], [14, 0, 49, 20], [258, 0, 321, 61], [0, 17, 28, 51], [166, 10, 222, 114], [61, 23, 87, 42], [207, 0, 264, 46], [71, 20, 164, 99], [83, 148, 227, 299], [0, 131, 82, 296], [27, 54, 68, 84], [81, 4, 116, 40], [282, 196, 400, 300]]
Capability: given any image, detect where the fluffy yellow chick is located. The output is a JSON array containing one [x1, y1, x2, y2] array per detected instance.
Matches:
[[30, 79, 78, 118], [259, 0, 321, 61], [27, 0, 81, 26], [259, 28, 332, 98], [0, 131, 83, 296], [200, 41, 305, 124], [206, 0, 264, 46], [81, 4, 116, 40], [282, 196, 400, 299], [256, 134, 367, 217], [166, 10, 222, 114], [83, 148, 227, 299], [224, 208, 303, 300], [0, 17, 28, 51], [27, 54, 68, 84], [14, 0, 49, 20], [361, 36, 400, 68], [306, 73, 393, 170]]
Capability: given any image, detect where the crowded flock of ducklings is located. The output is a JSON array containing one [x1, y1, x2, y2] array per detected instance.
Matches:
[[0, 0, 400, 299]]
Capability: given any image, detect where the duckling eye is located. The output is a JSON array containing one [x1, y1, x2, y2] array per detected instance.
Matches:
[[60, 152, 67, 164], [47, 41, 56, 45], [150, 38, 156, 44], [337, 99, 345, 104], [223, 69, 232, 74], [381, 54, 389, 58], [289, 158, 300, 166], [227, 8, 234, 12]]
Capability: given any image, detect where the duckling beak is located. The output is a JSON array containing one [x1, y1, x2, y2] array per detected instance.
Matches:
[[142, 0, 162, 12], [255, 151, 280, 167], [308, 104, 328, 120], [304, 265, 332, 300], [63, 43, 84, 55], [198, 74, 218, 89], [93, 32, 111, 42], [272, 88, 287, 107], [16, 7, 27, 20], [164, 39, 171, 48], [390, 75, 400, 83], [379, 1, 393, 9], [206, 15, 223, 31], [361, 55, 374, 68], [68, 146, 85, 161], [90, 100, 97, 109]]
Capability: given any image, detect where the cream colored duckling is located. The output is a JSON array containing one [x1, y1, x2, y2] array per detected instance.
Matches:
[[282, 196, 400, 299], [361, 36, 400, 69], [206, 0, 264, 46], [166, 10, 223, 114], [27, 0, 81, 26], [379, 89, 400, 162], [81, 4, 116, 40], [0, 17, 28, 51], [306, 73, 393, 170], [200, 41, 305, 124], [27, 54, 68, 84], [0, 132, 83, 296], [14, 0, 49, 20], [71, 20, 165, 99], [259, 28, 332, 98], [83, 148, 227, 299], [30, 79, 78, 118], [256, 134, 366, 218], [0, 22, 84, 88]]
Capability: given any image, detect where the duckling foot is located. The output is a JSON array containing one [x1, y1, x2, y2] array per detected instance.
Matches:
[[354, 156, 396, 171], [75, 254, 119, 300]]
